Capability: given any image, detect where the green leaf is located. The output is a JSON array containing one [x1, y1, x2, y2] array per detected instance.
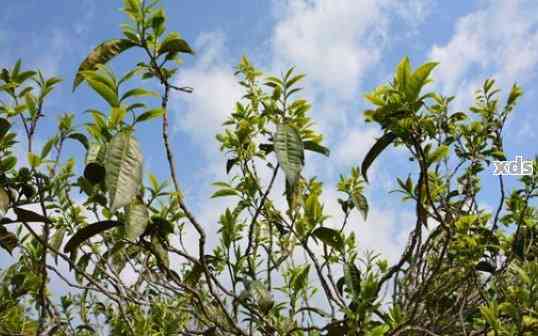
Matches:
[[40, 136, 57, 159], [211, 189, 239, 198], [50, 228, 66, 261], [0, 156, 16, 171], [73, 39, 136, 90], [407, 62, 438, 102], [286, 74, 305, 88], [0, 226, 17, 254], [64, 220, 121, 254], [351, 192, 368, 221], [123, 0, 142, 20], [366, 325, 390, 336], [428, 145, 449, 164], [27, 152, 41, 168], [105, 132, 144, 211], [490, 150, 506, 161], [150, 8, 166, 37], [125, 198, 149, 241], [361, 132, 396, 183], [184, 262, 204, 286], [85, 78, 120, 107], [135, 107, 165, 123], [274, 123, 304, 186], [395, 57, 412, 92], [344, 263, 361, 302], [250, 280, 274, 314], [291, 265, 310, 292], [158, 33, 194, 56], [151, 235, 169, 268], [312, 227, 344, 251], [0, 118, 11, 140], [0, 188, 9, 218], [84, 144, 106, 184], [120, 88, 159, 102], [67, 133, 90, 150], [109, 106, 127, 127], [303, 141, 330, 157]]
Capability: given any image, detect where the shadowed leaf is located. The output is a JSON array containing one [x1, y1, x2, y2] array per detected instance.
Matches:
[[361, 132, 396, 183], [64, 220, 121, 254], [0, 226, 17, 254], [14, 207, 51, 223], [84, 144, 106, 184], [158, 33, 194, 56], [0, 118, 11, 140], [312, 227, 344, 251], [303, 141, 330, 157]]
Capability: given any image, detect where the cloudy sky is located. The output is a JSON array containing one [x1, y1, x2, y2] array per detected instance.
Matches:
[[1, 0, 538, 270]]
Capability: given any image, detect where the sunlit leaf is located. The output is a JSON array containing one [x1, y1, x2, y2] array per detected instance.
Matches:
[[0, 188, 9, 218], [73, 39, 136, 90], [395, 57, 412, 92], [407, 62, 438, 102], [344, 263, 361, 302], [125, 198, 149, 241], [135, 107, 164, 123], [274, 123, 304, 186], [105, 132, 144, 211], [351, 191, 368, 221], [85, 78, 119, 107], [151, 235, 169, 268], [120, 88, 159, 102]]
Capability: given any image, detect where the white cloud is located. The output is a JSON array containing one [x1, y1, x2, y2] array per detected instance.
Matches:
[[270, 0, 433, 170], [174, 32, 242, 153], [334, 127, 380, 168], [271, 0, 389, 101], [429, 0, 538, 108], [321, 187, 414, 263]]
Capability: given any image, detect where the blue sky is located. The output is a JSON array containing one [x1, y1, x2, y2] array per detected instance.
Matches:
[[1, 0, 538, 267]]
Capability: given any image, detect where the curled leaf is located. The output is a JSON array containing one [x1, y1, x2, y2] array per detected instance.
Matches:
[[361, 132, 396, 183], [73, 39, 135, 90]]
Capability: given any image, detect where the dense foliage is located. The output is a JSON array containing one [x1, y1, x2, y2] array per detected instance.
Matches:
[[1, 1, 537, 335]]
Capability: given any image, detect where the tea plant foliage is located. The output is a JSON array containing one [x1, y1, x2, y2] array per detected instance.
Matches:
[[0, 1, 537, 335]]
